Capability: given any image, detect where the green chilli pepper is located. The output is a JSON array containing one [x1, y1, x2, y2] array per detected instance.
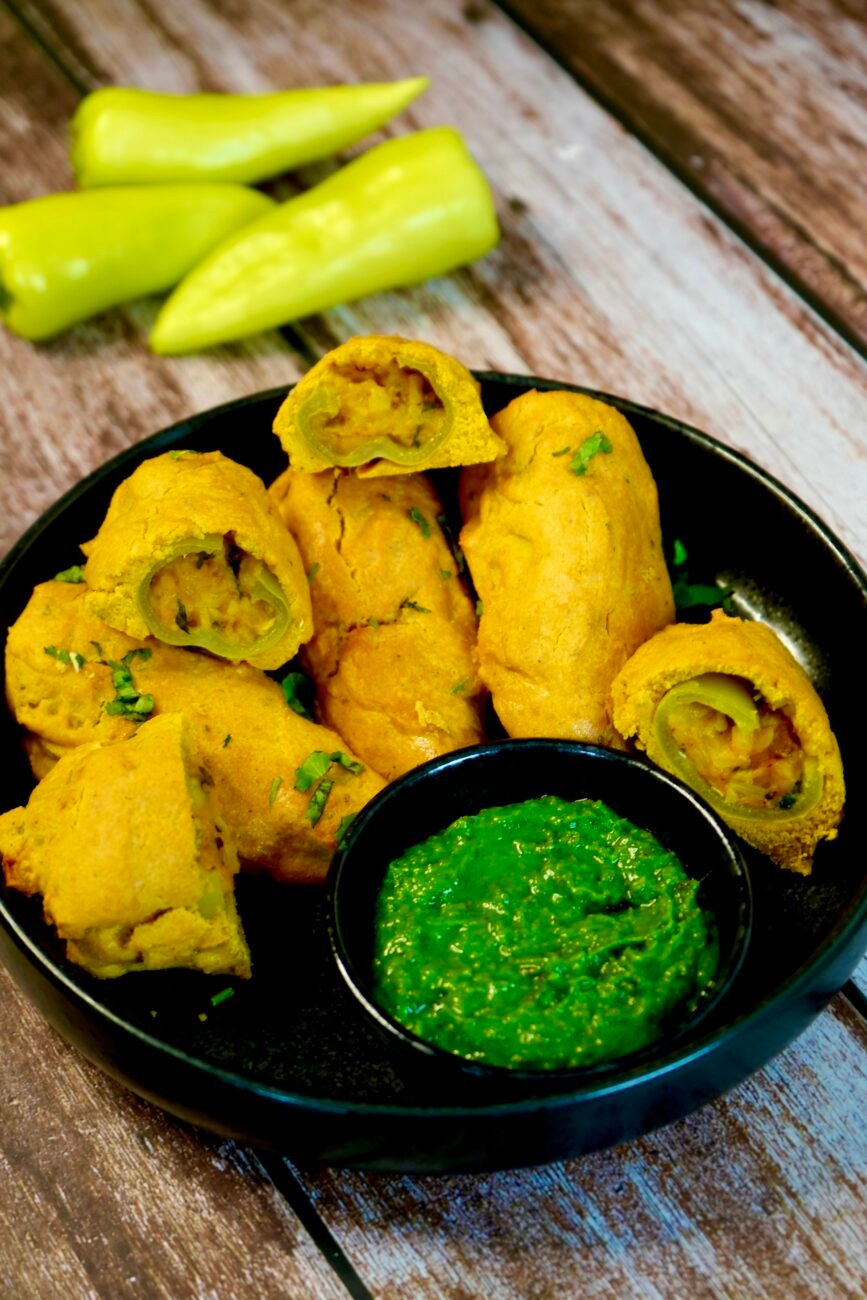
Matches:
[[71, 79, 429, 187], [0, 185, 274, 341], [150, 127, 499, 354]]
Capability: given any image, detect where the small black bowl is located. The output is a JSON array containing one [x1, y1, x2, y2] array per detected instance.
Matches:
[[328, 739, 752, 1085]]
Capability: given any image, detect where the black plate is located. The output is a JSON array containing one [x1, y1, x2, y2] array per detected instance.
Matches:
[[1, 374, 865, 1173]]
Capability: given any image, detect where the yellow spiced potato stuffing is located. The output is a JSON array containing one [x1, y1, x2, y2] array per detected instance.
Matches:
[[270, 467, 484, 780], [612, 610, 845, 874], [81, 450, 312, 669], [6, 581, 384, 883], [273, 335, 504, 477], [0, 714, 250, 978], [460, 390, 674, 747]]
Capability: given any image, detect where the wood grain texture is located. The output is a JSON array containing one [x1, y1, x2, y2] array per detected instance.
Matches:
[[297, 998, 867, 1299], [0, 966, 350, 1300], [502, 0, 867, 357], [0, 0, 865, 1289]]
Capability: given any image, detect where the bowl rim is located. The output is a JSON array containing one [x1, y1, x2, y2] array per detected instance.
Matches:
[[0, 373, 865, 1122], [327, 738, 753, 1083]]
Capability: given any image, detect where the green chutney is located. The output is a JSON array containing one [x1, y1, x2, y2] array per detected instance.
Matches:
[[373, 796, 718, 1070]]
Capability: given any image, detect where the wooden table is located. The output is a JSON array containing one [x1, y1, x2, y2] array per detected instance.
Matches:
[[1, 1, 866, 1294]]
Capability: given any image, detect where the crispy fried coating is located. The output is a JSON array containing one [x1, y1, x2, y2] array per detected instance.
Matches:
[[273, 335, 504, 477], [460, 390, 674, 746], [611, 611, 845, 873], [81, 450, 312, 669], [0, 714, 251, 978], [5, 581, 384, 883], [270, 468, 485, 780]]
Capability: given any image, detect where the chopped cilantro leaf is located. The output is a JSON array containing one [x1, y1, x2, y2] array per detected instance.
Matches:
[[408, 507, 431, 538], [176, 600, 190, 633], [168, 449, 196, 460], [401, 599, 431, 614], [569, 431, 613, 476], [778, 792, 797, 810], [54, 565, 86, 584], [305, 778, 334, 827], [210, 988, 234, 1007], [268, 775, 282, 805], [222, 734, 232, 749], [672, 576, 735, 615], [295, 751, 333, 792], [672, 538, 688, 568], [103, 649, 153, 721], [551, 446, 571, 458], [368, 617, 380, 628], [44, 645, 85, 672], [450, 678, 469, 695], [280, 670, 314, 720], [335, 813, 356, 848], [306, 563, 320, 583], [475, 599, 484, 618], [439, 569, 452, 581], [330, 751, 364, 775]]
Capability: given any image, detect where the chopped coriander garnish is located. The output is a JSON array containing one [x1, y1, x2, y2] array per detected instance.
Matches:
[[222, 734, 232, 748], [408, 506, 431, 538], [306, 778, 334, 827], [450, 678, 469, 695], [368, 617, 380, 628], [210, 987, 234, 1007], [335, 813, 356, 849], [280, 670, 314, 720], [306, 563, 320, 583], [778, 792, 797, 810], [295, 750, 333, 792], [672, 576, 735, 615], [401, 599, 431, 614], [175, 599, 190, 633], [475, 599, 484, 618], [103, 648, 153, 721], [551, 446, 571, 458], [672, 538, 688, 568], [268, 775, 282, 806], [168, 449, 196, 460], [569, 431, 613, 476], [44, 645, 86, 672], [54, 565, 86, 584], [330, 751, 364, 775], [439, 569, 452, 581]]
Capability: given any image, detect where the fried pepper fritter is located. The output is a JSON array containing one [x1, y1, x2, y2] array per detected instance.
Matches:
[[5, 581, 384, 883], [460, 390, 674, 747], [270, 468, 485, 780], [612, 610, 845, 873], [81, 450, 312, 669], [0, 713, 251, 978]]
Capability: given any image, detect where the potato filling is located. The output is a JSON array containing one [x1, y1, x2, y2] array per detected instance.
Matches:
[[306, 360, 444, 456], [149, 534, 278, 650], [659, 674, 806, 811]]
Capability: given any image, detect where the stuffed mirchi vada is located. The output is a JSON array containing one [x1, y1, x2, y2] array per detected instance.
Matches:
[[5, 581, 384, 883], [272, 335, 504, 477], [270, 467, 485, 780], [460, 390, 674, 747], [81, 450, 312, 669], [0, 713, 251, 978], [611, 610, 845, 873]]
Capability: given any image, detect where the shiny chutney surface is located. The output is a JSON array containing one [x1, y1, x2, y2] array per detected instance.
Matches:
[[373, 796, 719, 1070]]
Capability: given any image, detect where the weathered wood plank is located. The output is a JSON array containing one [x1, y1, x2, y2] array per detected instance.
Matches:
[[296, 998, 867, 1299], [0, 970, 349, 1299], [502, 0, 867, 358]]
